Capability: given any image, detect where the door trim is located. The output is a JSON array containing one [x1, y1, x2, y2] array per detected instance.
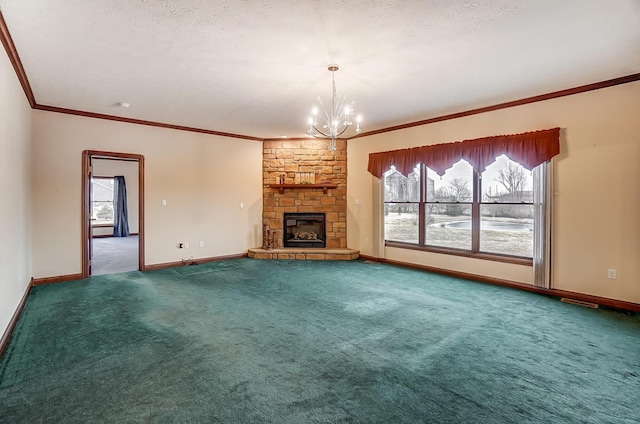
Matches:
[[82, 150, 145, 278]]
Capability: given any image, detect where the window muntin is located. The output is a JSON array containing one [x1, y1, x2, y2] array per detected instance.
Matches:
[[91, 177, 114, 225], [383, 156, 536, 260]]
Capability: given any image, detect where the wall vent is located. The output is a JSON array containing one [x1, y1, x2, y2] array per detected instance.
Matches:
[[560, 298, 599, 308]]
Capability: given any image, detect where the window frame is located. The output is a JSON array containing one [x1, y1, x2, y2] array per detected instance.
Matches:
[[384, 162, 533, 266]]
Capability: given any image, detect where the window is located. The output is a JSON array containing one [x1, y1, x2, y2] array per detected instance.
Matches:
[[425, 159, 473, 250], [373, 128, 558, 273], [480, 156, 533, 257], [384, 155, 535, 261], [384, 165, 420, 244], [91, 177, 114, 225]]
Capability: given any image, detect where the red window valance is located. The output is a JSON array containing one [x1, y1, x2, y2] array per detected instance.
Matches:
[[367, 127, 561, 177]]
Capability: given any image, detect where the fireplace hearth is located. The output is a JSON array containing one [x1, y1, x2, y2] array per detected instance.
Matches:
[[284, 213, 326, 248]]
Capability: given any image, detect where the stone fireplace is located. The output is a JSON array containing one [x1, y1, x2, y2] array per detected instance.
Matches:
[[261, 139, 347, 248], [284, 213, 325, 248], [247, 138, 358, 260]]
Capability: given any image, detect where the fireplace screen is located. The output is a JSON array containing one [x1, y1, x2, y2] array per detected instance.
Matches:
[[283, 213, 326, 248]]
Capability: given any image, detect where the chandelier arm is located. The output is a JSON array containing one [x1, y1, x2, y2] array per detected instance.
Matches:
[[337, 94, 349, 120], [335, 94, 347, 116], [314, 98, 332, 129], [309, 133, 336, 141], [335, 125, 352, 137], [311, 125, 331, 138], [322, 109, 332, 128], [338, 95, 354, 126]]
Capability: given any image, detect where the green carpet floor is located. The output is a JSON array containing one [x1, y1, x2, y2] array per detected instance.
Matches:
[[0, 259, 638, 423]]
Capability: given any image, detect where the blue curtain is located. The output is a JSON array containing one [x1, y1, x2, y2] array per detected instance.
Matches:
[[113, 176, 130, 237]]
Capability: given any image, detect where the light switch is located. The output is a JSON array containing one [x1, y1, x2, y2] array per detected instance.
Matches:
[[162, 199, 167, 206]]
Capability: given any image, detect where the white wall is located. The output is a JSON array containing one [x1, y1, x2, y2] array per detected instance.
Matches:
[[31, 111, 263, 278], [348, 81, 640, 304], [0, 49, 32, 336], [92, 158, 139, 236]]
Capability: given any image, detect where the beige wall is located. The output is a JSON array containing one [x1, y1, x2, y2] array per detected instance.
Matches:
[[31, 111, 263, 278], [347, 81, 640, 303], [0, 49, 32, 336], [92, 158, 139, 236]]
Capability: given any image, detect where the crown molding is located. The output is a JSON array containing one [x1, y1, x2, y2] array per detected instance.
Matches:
[[33, 104, 264, 141], [350, 72, 640, 140], [0, 11, 35, 107]]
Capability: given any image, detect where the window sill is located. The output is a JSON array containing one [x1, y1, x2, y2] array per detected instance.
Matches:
[[385, 241, 533, 266]]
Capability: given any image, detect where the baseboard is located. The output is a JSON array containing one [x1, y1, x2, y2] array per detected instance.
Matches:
[[144, 253, 248, 272], [0, 278, 33, 358], [32, 273, 84, 286], [143, 261, 184, 271], [190, 253, 248, 265], [358, 255, 640, 312], [30, 253, 248, 283]]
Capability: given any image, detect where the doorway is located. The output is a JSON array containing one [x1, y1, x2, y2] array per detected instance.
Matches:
[[82, 150, 145, 278]]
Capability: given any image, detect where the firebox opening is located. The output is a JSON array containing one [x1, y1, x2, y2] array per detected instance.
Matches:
[[284, 213, 326, 248]]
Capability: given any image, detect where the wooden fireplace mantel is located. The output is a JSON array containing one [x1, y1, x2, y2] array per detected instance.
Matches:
[[268, 183, 338, 194]]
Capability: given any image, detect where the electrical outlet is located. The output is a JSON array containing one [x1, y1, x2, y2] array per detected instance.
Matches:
[[607, 269, 617, 279], [199, 241, 204, 248]]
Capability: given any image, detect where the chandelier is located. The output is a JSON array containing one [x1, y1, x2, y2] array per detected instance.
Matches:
[[307, 64, 362, 151]]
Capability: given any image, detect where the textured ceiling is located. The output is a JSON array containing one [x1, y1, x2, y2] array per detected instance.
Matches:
[[1, 0, 639, 139]]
